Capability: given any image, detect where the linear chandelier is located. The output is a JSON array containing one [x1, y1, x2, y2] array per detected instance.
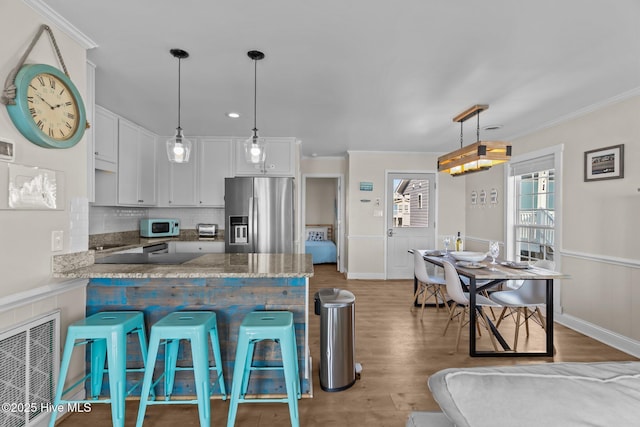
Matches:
[[438, 104, 511, 176]]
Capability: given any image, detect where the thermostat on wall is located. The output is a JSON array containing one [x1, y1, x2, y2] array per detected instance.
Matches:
[[0, 138, 15, 162]]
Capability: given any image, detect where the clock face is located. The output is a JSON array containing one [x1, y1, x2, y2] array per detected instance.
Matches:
[[27, 73, 80, 141], [6, 64, 86, 149]]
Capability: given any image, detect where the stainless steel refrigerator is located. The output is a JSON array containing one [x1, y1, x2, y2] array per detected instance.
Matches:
[[224, 177, 295, 253]]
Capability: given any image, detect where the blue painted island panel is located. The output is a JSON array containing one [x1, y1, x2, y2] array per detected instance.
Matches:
[[86, 276, 309, 397]]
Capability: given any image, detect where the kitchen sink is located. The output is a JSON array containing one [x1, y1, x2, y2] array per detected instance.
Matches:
[[90, 244, 128, 251]]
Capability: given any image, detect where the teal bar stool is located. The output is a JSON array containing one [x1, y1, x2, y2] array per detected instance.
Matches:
[[227, 311, 300, 427], [136, 311, 226, 427], [49, 311, 148, 427]]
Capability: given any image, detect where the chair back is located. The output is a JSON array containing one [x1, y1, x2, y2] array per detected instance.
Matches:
[[442, 260, 468, 305], [413, 250, 432, 284], [518, 260, 556, 301]]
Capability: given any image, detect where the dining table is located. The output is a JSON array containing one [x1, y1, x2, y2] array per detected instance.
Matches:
[[423, 253, 569, 357]]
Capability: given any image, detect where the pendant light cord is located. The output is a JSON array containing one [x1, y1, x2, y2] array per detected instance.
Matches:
[[177, 56, 182, 129], [253, 58, 258, 133]]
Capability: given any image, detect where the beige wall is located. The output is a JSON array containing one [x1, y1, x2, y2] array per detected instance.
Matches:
[[346, 151, 465, 278], [465, 95, 640, 351], [305, 178, 337, 227], [1, 0, 88, 387]]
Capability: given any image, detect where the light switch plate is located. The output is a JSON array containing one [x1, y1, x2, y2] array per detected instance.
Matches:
[[52, 230, 63, 251], [0, 137, 15, 162]]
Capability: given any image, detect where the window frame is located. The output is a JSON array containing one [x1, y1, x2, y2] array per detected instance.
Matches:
[[505, 145, 563, 267]]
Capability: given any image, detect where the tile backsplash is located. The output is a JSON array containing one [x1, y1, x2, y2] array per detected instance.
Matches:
[[89, 206, 225, 235]]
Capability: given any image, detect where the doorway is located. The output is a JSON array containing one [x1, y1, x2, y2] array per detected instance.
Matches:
[[302, 174, 344, 272], [386, 172, 436, 279]]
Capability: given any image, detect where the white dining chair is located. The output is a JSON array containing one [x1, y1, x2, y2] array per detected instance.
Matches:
[[411, 250, 448, 319], [441, 259, 502, 352], [490, 259, 555, 350]]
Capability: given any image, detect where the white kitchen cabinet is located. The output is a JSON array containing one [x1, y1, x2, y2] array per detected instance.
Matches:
[[118, 118, 157, 206], [94, 105, 118, 171], [198, 138, 231, 206], [93, 104, 119, 206], [157, 138, 231, 207], [233, 137, 298, 177]]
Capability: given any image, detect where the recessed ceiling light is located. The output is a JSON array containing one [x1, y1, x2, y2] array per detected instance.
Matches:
[[227, 112, 240, 118], [482, 124, 503, 131]]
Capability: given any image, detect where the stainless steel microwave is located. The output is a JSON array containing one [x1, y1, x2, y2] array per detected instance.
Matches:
[[140, 219, 180, 237]]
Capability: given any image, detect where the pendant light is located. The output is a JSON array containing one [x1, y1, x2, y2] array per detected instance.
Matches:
[[166, 48, 192, 163], [438, 104, 512, 176], [244, 50, 266, 164]]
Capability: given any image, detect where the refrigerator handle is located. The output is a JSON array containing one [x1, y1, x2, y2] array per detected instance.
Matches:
[[250, 196, 257, 252]]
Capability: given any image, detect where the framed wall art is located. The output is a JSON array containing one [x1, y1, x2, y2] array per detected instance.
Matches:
[[584, 144, 624, 182]]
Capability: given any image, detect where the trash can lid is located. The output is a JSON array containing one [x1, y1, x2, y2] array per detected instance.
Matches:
[[317, 288, 355, 307]]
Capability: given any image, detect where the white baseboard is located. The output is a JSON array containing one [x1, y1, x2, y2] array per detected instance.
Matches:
[[555, 313, 640, 358], [346, 272, 385, 280]]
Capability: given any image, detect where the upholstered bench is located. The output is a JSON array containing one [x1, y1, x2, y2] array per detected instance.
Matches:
[[407, 361, 640, 427]]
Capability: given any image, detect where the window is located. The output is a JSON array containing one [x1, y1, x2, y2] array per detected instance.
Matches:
[[508, 154, 556, 264], [392, 179, 430, 227]]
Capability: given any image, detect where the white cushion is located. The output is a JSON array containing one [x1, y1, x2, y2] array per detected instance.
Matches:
[[428, 361, 640, 427]]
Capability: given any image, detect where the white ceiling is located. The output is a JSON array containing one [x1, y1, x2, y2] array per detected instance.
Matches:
[[37, 0, 640, 157]]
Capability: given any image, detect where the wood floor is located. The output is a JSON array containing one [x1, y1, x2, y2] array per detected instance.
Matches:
[[57, 264, 638, 426]]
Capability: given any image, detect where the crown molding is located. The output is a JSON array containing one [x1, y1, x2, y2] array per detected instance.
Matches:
[[22, 0, 98, 49]]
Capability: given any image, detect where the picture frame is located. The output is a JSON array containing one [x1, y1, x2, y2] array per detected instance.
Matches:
[[584, 144, 624, 182]]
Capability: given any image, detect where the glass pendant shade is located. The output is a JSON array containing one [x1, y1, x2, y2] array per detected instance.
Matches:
[[166, 127, 192, 163], [244, 130, 266, 164]]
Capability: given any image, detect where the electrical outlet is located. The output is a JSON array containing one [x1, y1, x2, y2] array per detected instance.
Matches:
[[52, 230, 63, 252]]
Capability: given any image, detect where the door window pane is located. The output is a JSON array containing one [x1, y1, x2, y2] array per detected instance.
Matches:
[[392, 178, 430, 228]]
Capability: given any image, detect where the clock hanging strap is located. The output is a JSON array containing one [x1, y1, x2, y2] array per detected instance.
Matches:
[[1, 24, 70, 106]]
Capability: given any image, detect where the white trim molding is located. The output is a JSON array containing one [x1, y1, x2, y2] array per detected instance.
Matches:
[[0, 278, 88, 313], [22, 0, 99, 49], [561, 249, 640, 269], [556, 313, 640, 359]]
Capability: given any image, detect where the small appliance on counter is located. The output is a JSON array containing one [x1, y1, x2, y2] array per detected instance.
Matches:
[[196, 223, 217, 239], [140, 219, 180, 237]]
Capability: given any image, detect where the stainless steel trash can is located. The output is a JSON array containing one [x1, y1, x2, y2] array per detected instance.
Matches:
[[314, 288, 356, 392]]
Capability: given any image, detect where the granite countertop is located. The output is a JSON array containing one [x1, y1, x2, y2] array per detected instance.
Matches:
[[53, 253, 314, 279]]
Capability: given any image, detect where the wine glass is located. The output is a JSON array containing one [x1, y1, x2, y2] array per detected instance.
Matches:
[[443, 235, 451, 254], [489, 241, 500, 265]]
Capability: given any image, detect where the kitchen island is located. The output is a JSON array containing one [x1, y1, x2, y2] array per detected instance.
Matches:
[[54, 253, 314, 397]]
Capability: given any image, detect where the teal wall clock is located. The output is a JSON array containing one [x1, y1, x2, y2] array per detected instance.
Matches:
[[6, 63, 86, 149]]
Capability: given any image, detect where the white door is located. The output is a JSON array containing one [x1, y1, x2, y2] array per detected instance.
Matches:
[[386, 172, 436, 279]]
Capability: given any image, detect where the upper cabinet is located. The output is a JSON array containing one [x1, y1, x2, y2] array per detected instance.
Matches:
[[117, 118, 157, 206], [157, 138, 231, 207], [232, 137, 299, 177], [94, 106, 118, 170], [198, 138, 232, 206]]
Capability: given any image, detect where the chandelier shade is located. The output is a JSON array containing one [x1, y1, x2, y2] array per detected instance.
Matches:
[[166, 48, 192, 163], [437, 140, 512, 176], [438, 104, 511, 176]]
